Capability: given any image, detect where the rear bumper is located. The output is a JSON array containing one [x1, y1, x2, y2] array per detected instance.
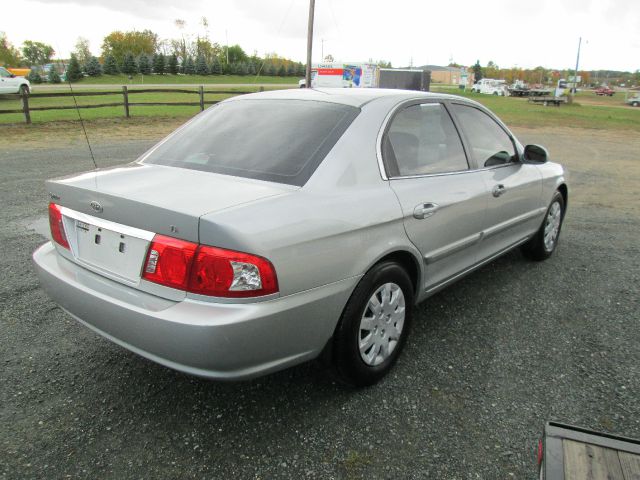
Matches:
[[33, 242, 359, 380]]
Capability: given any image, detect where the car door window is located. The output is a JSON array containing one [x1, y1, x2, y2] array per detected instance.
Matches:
[[384, 103, 468, 177], [451, 104, 516, 168], [0, 68, 11, 78]]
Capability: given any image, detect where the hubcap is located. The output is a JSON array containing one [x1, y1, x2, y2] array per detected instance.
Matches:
[[543, 201, 562, 251], [358, 283, 405, 366]]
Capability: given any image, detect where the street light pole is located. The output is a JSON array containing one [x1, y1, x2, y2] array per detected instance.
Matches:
[[305, 0, 315, 88], [572, 36, 582, 94]]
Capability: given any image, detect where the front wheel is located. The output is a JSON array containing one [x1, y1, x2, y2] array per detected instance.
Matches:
[[632, 101, 639, 107], [333, 261, 414, 387], [521, 191, 565, 261], [19, 85, 30, 95]]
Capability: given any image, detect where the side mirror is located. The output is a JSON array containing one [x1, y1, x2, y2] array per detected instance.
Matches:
[[523, 144, 548, 164], [9, 73, 16, 78]]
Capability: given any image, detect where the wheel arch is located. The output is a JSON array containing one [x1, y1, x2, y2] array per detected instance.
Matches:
[[367, 249, 422, 300], [557, 183, 568, 212]]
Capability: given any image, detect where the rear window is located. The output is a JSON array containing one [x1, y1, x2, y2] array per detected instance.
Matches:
[[143, 99, 359, 186]]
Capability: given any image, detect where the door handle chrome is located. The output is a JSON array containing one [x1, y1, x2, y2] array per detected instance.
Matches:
[[413, 203, 439, 219], [492, 184, 506, 197]]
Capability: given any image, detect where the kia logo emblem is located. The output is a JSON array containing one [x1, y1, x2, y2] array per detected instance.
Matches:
[[90, 201, 103, 213]]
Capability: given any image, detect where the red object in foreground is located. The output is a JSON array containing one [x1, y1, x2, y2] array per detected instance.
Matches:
[[48, 203, 70, 249], [143, 234, 278, 297]]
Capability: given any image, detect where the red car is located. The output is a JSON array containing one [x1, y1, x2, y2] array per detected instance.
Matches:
[[595, 86, 615, 96]]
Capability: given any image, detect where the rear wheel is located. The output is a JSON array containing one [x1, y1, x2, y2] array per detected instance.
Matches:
[[632, 101, 639, 107], [521, 191, 565, 261], [333, 261, 414, 387]]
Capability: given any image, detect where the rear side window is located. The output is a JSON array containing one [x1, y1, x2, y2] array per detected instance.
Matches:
[[383, 103, 468, 177], [143, 99, 359, 186], [450, 104, 516, 168]]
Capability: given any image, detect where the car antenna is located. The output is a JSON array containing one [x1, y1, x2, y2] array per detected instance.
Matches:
[[59, 57, 98, 171]]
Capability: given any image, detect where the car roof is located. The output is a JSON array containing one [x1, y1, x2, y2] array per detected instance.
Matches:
[[232, 87, 465, 108]]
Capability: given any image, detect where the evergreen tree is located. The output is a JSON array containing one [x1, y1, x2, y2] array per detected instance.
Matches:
[[266, 64, 276, 76], [183, 56, 195, 75], [228, 62, 238, 75], [238, 62, 249, 76], [222, 62, 231, 75], [152, 53, 165, 74], [248, 63, 257, 75], [286, 64, 295, 76], [103, 54, 119, 74], [66, 54, 83, 81], [210, 57, 222, 75], [85, 56, 102, 76], [296, 62, 305, 76], [472, 60, 483, 83], [120, 52, 137, 75], [195, 54, 208, 75], [137, 54, 151, 74], [277, 64, 287, 77], [27, 70, 43, 84], [47, 64, 62, 83], [167, 54, 178, 75]]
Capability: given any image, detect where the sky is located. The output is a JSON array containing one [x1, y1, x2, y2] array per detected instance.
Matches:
[[3, 0, 639, 71]]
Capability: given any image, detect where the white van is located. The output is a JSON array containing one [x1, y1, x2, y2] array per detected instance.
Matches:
[[472, 78, 506, 96]]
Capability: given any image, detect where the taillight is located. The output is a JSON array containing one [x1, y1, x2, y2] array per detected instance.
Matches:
[[142, 235, 278, 298], [48, 203, 70, 249], [142, 235, 197, 290]]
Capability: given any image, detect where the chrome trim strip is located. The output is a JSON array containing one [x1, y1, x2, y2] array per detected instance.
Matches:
[[424, 232, 482, 264], [59, 206, 156, 241], [482, 207, 546, 239], [424, 236, 531, 295]]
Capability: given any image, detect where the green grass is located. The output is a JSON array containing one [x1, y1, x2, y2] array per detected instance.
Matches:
[[431, 86, 640, 131], [0, 86, 292, 124], [72, 74, 299, 85]]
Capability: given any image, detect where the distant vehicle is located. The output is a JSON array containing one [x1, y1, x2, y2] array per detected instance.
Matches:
[[472, 78, 506, 96], [626, 95, 640, 107], [595, 86, 615, 96], [0, 66, 31, 94]]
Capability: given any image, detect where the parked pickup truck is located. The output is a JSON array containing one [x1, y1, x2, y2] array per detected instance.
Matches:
[[595, 86, 615, 96], [0, 66, 31, 94], [626, 95, 640, 107]]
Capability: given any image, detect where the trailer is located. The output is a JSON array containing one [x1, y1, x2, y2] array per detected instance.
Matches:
[[528, 96, 567, 106], [539, 422, 640, 479]]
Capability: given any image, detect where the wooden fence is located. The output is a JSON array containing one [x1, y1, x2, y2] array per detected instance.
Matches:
[[0, 86, 262, 124]]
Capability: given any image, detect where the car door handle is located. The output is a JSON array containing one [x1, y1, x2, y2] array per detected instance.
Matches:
[[413, 203, 439, 219], [492, 184, 506, 197]]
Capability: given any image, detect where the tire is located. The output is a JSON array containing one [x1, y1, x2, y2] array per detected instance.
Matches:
[[493, 91, 499, 95], [333, 261, 414, 387], [19, 84, 29, 95], [632, 102, 639, 107], [521, 191, 565, 261]]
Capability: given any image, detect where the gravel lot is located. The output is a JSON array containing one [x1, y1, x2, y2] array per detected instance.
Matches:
[[1, 126, 639, 479]]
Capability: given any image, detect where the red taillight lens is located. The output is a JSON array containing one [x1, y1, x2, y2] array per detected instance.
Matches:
[[189, 245, 278, 298], [142, 235, 198, 290], [142, 235, 278, 298], [48, 203, 70, 249]]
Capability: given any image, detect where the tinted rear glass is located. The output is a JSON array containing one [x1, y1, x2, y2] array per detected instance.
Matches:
[[143, 99, 359, 186]]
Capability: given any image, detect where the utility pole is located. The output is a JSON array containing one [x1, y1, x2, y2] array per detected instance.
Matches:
[[572, 36, 582, 95], [321, 38, 324, 62], [305, 0, 315, 88], [226, 29, 229, 64]]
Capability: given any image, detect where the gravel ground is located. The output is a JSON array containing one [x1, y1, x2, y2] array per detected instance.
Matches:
[[1, 126, 638, 479]]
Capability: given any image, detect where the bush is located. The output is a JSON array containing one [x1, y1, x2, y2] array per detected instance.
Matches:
[[103, 54, 118, 74], [27, 70, 42, 84], [48, 65, 61, 83], [85, 56, 102, 76]]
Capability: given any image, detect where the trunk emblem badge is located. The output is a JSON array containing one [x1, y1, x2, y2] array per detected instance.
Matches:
[[90, 201, 103, 213]]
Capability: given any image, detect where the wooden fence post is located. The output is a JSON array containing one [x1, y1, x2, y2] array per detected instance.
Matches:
[[122, 86, 130, 118], [21, 91, 31, 124], [259, 86, 265, 92], [198, 86, 204, 111]]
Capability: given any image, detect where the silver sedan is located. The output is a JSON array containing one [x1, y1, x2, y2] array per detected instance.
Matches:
[[33, 88, 567, 386]]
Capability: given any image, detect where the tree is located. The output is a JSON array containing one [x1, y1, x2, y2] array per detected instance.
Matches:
[[0, 32, 22, 66], [120, 52, 137, 75], [286, 64, 295, 76], [266, 64, 276, 76], [26, 70, 42, 84], [183, 56, 195, 74], [152, 53, 165, 74], [85, 56, 102, 76], [472, 60, 482, 83], [103, 54, 118, 74], [101, 30, 158, 65], [21, 40, 55, 66], [48, 64, 61, 83], [66, 54, 82, 81], [74, 37, 91, 66], [247, 62, 256, 75], [277, 64, 287, 77], [137, 54, 151, 74], [224, 44, 248, 64], [167, 54, 178, 74], [296, 62, 305, 76], [195, 54, 208, 75], [210, 57, 222, 75]]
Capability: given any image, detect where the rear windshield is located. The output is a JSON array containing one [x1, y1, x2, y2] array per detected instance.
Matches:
[[143, 99, 359, 186]]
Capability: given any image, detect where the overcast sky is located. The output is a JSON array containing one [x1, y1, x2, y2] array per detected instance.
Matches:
[[3, 0, 639, 71]]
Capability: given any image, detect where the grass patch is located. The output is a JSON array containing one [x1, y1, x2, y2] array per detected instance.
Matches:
[[72, 74, 299, 85]]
